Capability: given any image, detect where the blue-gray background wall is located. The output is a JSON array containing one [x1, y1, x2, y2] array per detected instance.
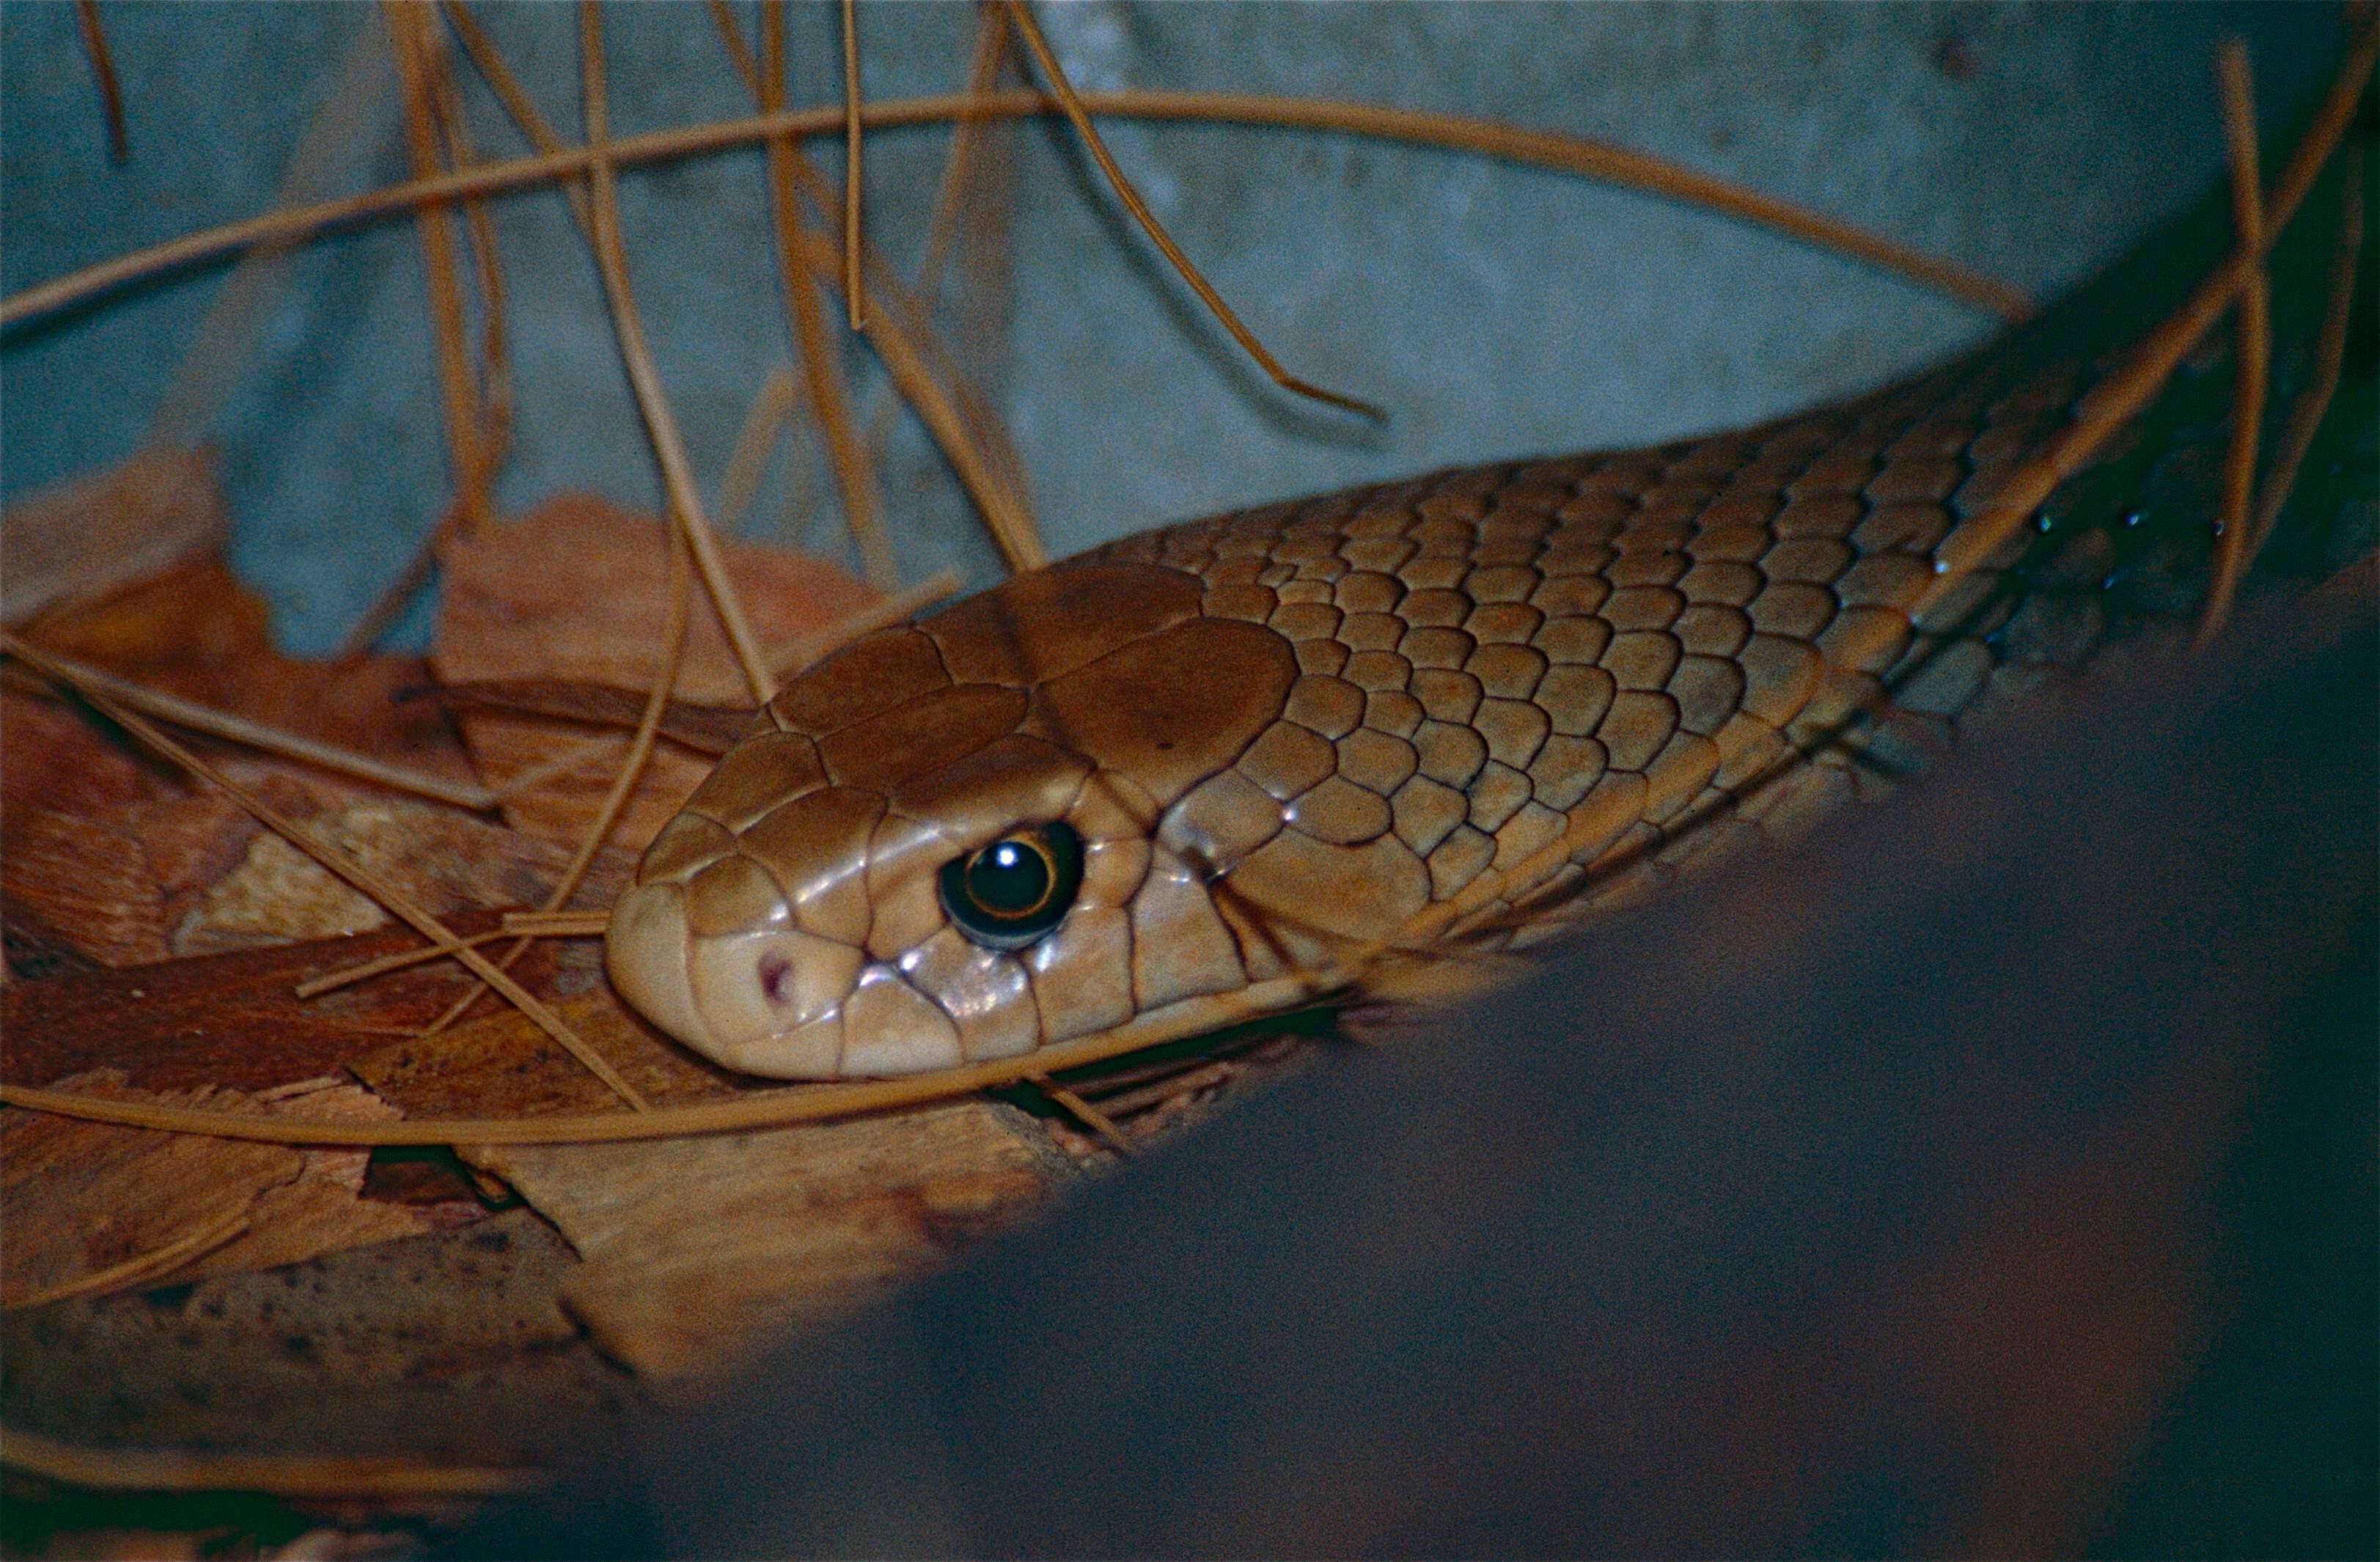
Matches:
[[0, 1, 2346, 653]]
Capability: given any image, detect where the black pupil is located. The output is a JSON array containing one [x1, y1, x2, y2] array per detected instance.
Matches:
[[940, 822, 1084, 950], [966, 838, 1051, 919]]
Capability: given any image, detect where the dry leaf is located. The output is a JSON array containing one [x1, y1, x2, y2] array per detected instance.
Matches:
[[431, 494, 875, 844], [2, 1071, 463, 1310], [15, 550, 477, 781], [1, 447, 223, 627], [472, 1103, 1070, 1381], [1, 912, 561, 1093], [350, 988, 749, 1122], [172, 1077, 463, 1283], [0, 687, 172, 822], [169, 795, 596, 957], [1, 1070, 301, 1308]]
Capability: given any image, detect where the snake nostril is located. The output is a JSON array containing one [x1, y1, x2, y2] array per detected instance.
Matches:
[[758, 952, 792, 1006]]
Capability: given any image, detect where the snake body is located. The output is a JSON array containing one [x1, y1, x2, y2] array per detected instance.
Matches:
[[606, 164, 2365, 1080]]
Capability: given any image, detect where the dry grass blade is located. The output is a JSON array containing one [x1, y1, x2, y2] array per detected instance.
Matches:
[[0, 1426, 538, 1499], [485, 729, 628, 801], [502, 910, 609, 936], [1002, 0, 1381, 420], [783, 224, 1043, 570], [2, 87, 2041, 334], [452, 2, 917, 588], [432, 29, 518, 471], [2196, 38, 2272, 647], [758, 0, 898, 592], [703, 0, 762, 100], [4, 1209, 251, 1313], [440, 0, 595, 237], [1, 632, 651, 1113], [759, 130, 1041, 565], [916, 1, 1013, 298], [335, 531, 440, 657], [578, 1, 777, 709], [385, 1, 493, 537], [716, 368, 799, 534], [842, 0, 864, 330], [71, 0, 128, 161], [292, 928, 513, 1000], [1, 641, 498, 810], [2247, 142, 2362, 567], [0, 974, 1333, 1146], [1029, 1073, 1136, 1157]]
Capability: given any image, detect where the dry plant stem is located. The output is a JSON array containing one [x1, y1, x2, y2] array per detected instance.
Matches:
[[440, 0, 597, 238], [770, 567, 963, 677], [792, 226, 1045, 570], [916, 1, 1013, 299], [386, 2, 494, 537], [3, 86, 2054, 332], [419, 520, 694, 1040], [0, 640, 499, 810], [504, 910, 609, 935], [759, 139, 1041, 568], [1002, 0, 1381, 421], [0, 633, 650, 1112], [432, 34, 517, 467], [2196, 39, 2272, 648], [2247, 143, 2362, 565], [487, 728, 630, 801], [716, 369, 800, 533], [334, 517, 444, 657], [1029, 1073, 1136, 1157], [4, 1210, 251, 1313], [0, 973, 1334, 1146], [71, 0, 127, 161], [760, 0, 899, 592], [579, 2, 778, 708], [842, 0, 864, 331], [293, 929, 513, 1000], [0, 1426, 539, 1500], [704, 0, 763, 100], [449, 2, 919, 585]]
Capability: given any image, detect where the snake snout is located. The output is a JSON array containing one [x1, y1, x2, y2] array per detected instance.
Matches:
[[604, 883, 710, 1054]]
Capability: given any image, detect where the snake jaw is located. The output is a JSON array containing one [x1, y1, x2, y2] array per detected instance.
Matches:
[[603, 883, 716, 1057]]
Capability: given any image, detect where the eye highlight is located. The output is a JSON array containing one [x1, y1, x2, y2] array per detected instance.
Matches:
[[939, 822, 1084, 950]]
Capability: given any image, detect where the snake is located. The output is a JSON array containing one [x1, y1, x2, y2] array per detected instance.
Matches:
[[602, 126, 2370, 1081]]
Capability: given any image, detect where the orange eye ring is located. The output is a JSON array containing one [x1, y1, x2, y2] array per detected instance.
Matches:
[[939, 821, 1084, 950]]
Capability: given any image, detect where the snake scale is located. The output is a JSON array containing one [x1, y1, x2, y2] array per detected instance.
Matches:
[[604, 139, 2370, 1080]]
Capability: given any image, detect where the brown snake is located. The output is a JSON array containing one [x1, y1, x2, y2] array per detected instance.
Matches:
[[605, 125, 2370, 1080]]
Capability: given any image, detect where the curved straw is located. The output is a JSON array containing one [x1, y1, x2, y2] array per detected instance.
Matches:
[[2194, 39, 2272, 647], [0, 1425, 537, 1499], [1, 89, 2033, 331], [1002, 0, 1381, 419], [0, 973, 1332, 1146]]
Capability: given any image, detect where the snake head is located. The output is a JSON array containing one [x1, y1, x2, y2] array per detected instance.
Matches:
[[605, 560, 1308, 1078]]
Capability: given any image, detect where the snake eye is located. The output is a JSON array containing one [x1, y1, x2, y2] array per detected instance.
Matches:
[[939, 822, 1084, 950]]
